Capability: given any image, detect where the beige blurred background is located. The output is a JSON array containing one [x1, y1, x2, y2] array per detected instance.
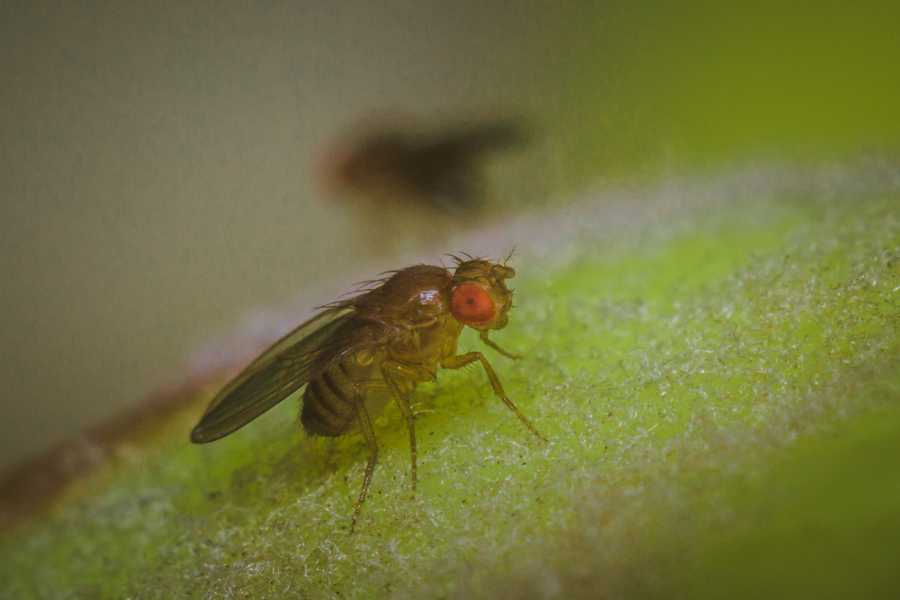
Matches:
[[2, 0, 898, 471]]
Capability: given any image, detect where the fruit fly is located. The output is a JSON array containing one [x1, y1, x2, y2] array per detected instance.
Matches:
[[318, 118, 529, 215], [191, 255, 545, 532]]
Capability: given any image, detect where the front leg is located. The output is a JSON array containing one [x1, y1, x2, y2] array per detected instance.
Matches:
[[479, 330, 521, 359], [441, 351, 546, 442]]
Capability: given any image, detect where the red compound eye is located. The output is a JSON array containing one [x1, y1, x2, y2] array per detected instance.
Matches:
[[450, 284, 496, 326]]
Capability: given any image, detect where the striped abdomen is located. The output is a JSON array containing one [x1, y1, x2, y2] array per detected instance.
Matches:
[[300, 354, 414, 437]]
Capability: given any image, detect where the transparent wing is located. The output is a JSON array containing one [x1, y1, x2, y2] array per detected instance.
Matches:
[[191, 305, 378, 443]]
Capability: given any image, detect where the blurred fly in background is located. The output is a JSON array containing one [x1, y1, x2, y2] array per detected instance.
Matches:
[[316, 114, 534, 251]]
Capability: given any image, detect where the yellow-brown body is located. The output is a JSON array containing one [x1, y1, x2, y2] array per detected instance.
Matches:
[[300, 265, 461, 436], [191, 257, 544, 531]]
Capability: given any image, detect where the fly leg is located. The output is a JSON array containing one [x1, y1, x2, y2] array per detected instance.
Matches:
[[350, 382, 378, 533], [479, 330, 521, 359], [441, 352, 547, 442], [381, 360, 434, 500]]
